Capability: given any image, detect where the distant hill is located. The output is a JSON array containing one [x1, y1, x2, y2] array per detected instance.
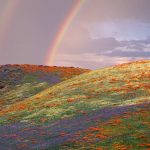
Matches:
[[0, 60, 149, 150], [0, 64, 90, 108]]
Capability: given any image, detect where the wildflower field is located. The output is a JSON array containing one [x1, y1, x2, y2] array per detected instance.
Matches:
[[0, 60, 150, 149]]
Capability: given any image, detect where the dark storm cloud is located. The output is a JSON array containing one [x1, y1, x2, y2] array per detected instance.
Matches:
[[96, 37, 150, 57], [120, 38, 150, 50], [104, 50, 150, 58]]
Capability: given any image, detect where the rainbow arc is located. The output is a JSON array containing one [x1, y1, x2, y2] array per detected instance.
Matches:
[[45, 0, 86, 66]]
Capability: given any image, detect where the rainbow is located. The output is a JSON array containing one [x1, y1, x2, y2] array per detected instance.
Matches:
[[0, 0, 19, 49], [45, 0, 86, 66]]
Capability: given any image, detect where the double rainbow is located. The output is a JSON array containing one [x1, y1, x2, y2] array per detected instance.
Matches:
[[45, 0, 86, 66]]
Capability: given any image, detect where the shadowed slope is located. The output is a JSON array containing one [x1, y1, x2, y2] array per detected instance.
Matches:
[[1, 103, 149, 150], [60, 102, 150, 150], [0, 64, 90, 108]]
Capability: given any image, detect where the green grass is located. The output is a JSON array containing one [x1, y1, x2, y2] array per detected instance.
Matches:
[[0, 65, 89, 109], [64, 103, 150, 150], [0, 60, 149, 125]]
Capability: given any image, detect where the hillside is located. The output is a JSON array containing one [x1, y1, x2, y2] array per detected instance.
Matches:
[[0, 60, 150, 149], [0, 64, 90, 108]]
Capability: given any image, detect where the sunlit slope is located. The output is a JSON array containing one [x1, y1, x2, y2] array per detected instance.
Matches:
[[0, 64, 90, 108], [0, 60, 150, 124]]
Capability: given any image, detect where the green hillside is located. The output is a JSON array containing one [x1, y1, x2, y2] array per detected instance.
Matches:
[[1, 60, 149, 125], [0, 60, 150, 150], [0, 64, 89, 109]]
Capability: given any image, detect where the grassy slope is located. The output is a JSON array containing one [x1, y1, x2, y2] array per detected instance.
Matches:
[[0, 60, 150, 149], [0, 64, 89, 109], [62, 103, 150, 150], [0, 60, 149, 124]]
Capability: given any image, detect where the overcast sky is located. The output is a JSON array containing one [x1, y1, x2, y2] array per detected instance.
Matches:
[[0, 0, 150, 69]]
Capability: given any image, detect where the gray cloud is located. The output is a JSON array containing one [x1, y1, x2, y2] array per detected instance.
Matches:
[[104, 50, 150, 57], [80, 0, 150, 23], [96, 37, 150, 57], [60, 26, 150, 59]]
